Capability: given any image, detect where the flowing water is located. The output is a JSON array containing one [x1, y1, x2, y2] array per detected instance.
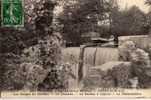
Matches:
[[62, 47, 119, 66], [62, 47, 119, 89], [84, 47, 119, 66]]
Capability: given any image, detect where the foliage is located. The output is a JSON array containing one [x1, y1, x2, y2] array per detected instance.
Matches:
[[17, 63, 48, 91], [57, 0, 113, 44], [146, 0, 151, 5], [82, 62, 132, 89], [119, 40, 151, 88], [1, 53, 22, 91], [145, 0, 151, 35], [2, 56, 75, 91], [108, 63, 132, 88], [0, 0, 68, 91], [111, 6, 147, 36], [0, 0, 56, 54], [38, 63, 76, 91]]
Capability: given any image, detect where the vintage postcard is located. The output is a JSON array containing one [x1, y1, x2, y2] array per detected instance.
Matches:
[[0, 0, 151, 99]]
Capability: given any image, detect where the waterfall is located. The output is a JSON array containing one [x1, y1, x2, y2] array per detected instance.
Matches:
[[84, 47, 119, 66], [62, 47, 119, 77]]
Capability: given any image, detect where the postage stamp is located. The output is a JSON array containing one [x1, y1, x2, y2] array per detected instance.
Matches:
[[1, 0, 24, 27]]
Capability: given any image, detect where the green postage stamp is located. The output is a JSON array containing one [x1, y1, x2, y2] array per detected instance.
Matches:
[[1, 0, 24, 27]]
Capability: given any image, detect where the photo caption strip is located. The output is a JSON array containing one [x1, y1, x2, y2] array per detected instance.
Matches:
[[1, 89, 151, 98]]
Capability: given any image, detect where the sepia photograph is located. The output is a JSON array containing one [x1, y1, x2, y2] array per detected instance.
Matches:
[[0, 0, 151, 98]]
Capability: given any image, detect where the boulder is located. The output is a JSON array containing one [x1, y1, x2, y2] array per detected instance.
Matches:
[[82, 61, 132, 89], [94, 61, 131, 72]]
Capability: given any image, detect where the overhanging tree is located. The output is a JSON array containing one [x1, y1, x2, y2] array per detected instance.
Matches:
[[111, 6, 147, 36], [57, 0, 112, 45]]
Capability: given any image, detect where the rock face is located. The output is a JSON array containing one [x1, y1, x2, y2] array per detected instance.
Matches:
[[132, 48, 151, 88], [119, 40, 151, 88], [118, 41, 136, 61], [82, 61, 132, 89], [94, 61, 131, 72], [131, 48, 150, 68], [108, 62, 132, 88], [82, 68, 115, 89], [82, 40, 151, 89]]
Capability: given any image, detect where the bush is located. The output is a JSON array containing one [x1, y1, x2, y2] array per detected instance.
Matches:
[[108, 63, 132, 88], [19, 63, 49, 91], [1, 53, 22, 91], [38, 63, 76, 91], [0, 0, 64, 91], [119, 40, 151, 88]]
